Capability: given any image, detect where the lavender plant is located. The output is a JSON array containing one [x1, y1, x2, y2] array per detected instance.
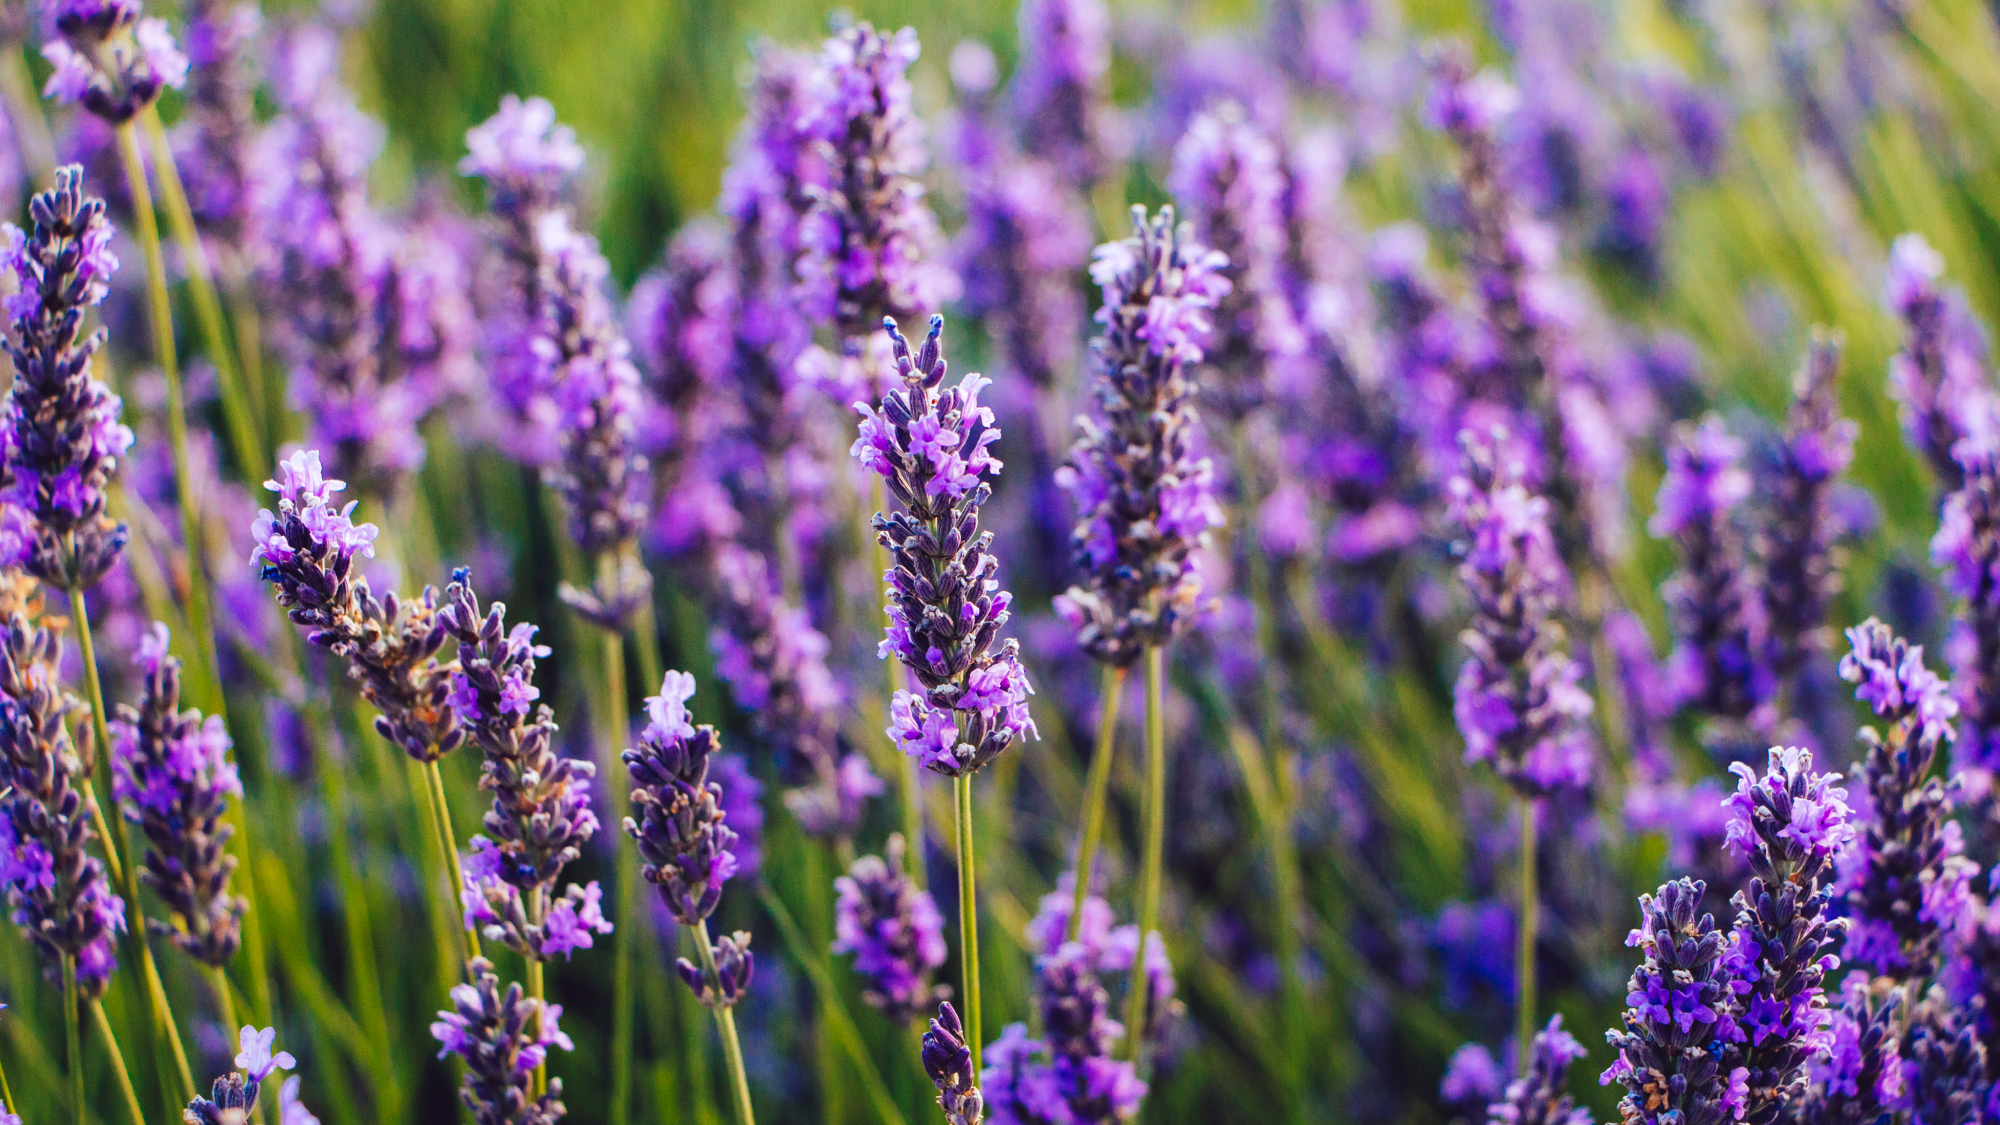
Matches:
[[832, 834, 948, 1024]]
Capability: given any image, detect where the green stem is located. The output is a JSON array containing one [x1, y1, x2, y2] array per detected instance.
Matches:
[[1068, 664, 1127, 942], [527, 953, 548, 1099], [695, 919, 758, 1125], [88, 1001, 146, 1125], [1124, 645, 1167, 1071], [1517, 799, 1539, 1062], [62, 957, 82, 1125], [421, 758, 481, 962], [601, 616, 637, 1125], [757, 886, 907, 1125], [953, 774, 982, 1077], [0, 1023, 15, 1119]]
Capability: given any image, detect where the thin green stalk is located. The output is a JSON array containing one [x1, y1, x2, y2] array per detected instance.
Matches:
[[1516, 800, 1538, 1061], [695, 919, 758, 1125], [871, 476, 926, 891], [953, 774, 982, 1077], [1068, 664, 1127, 942], [87, 1001, 145, 1125], [314, 713, 402, 1119], [421, 758, 481, 962], [1124, 645, 1167, 1072], [527, 953, 548, 1099], [0, 1027, 14, 1118], [601, 615, 638, 1125], [758, 886, 907, 1125], [62, 956, 82, 1125]]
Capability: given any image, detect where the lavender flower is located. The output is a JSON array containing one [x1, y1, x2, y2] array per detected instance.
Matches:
[[1760, 338, 1856, 688], [1488, 1016, 1590, 1125], [798, 20, 959, 341], [1835, 620, 1978, 980], [42, 0, 186, 124], [1601, 878, 1740, 1125], [172, 0, 262, 276], [110, 622, 243, 967], [431, 957, 571, 1125], [1654, 417, 1773, 726], [1883, 233, 1994, 490], [184, 1026, 305, 1125], [1441, 1042, 1503, 1122], [1167, 102, 1304, 421], [0, 593, 123, 995], [856, 316, 1036, 777], [1802, 972, 1902, 1123], [1055, 207, 1230, 667], [832, 834, 948, 1024], [442, 570, 606, 963], [1448, 430, 1593, 795], [1897, 991, 1989, 1125], [924, 1002, 986, 1125], [1009, 0, 1118, 190], [1, 165, 134, 591], [1716, 747, 1853, 1124], [1933, 437, 2000, 775], [628, 219, 732, 469]]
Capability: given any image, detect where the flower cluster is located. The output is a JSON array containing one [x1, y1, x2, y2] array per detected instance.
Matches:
[[1883, 233, 1994, 490], [1486, 1016, 1591, 1125], [42, 0, 187, 123], [1055, 207, 1230, 666], [1802, 974, 1902, 1123], [0, 599, 123, 996], [1933, 435, 2000, 775], [110, 623, 244, 967], [442, 570, 606, 963], [857, 316, 1036, 777], [172, 0, 264, 275], [1760, 337, 1856, 688], [430, 957, 571, 1125], [1447, 429, 1593, 795], [0, 165, 134, 591], [924, 1002, 986, 1125], [1834, 619, 1978, 979], [832, 834, 948, 1025], [1601, 878, 1742, 1125]]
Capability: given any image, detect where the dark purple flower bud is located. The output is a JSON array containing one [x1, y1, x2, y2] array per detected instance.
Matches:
[[1, 165, 134, 592], [1488, 1015, 1591, 1125], [1009, 0, 1118, 191], [1601, 878, 1742, 1125], [430, 957, 571, 1125], [622, 671, 740, 927], [1761, 338, 1856, 688], [832, 834, 948, 1024], [1883, 233, 1994, 490], [923, 1002, 986, 1125], [677, 928, 754, 1009], [857, 316, 1037, 777], [43, 6, 186, 124], [1448, 429, 1593, 796], [111, 623, 244, 967], [1654, 417, 1774, 726], [1056, 207, 1229, 667], [1895, 990, 1989, 1125]]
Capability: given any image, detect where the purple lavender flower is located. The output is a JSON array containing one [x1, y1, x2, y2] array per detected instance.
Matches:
[[172, 0, 263, 277], [1, 165, 134, 591], [431, 957, 571, 1125], [442, 570, 606, 963], [857, 317, 1036, 777], [1441, 1042, 1502, 1121], [924, 1002, 986, 1125], [1802, 971, 1902, 1122], [1932, 436, 2000, 776], [1761, 338, 1856, 689], [1447, 430, 1593, 795], [1601, 878, 1740, 1125], [1883, 233, 1995, 490], [1487, 1016, 1591, 1125], [1055, 207, 1230, 667], [1009, 0, 1118, 191], [42, 1, 186, 124], [628, 219, 732, 469], [1835, 619, 1978, 980], [1716, 747, 1853, 1124], [709, 753, 764, 879], [798, 21, 960, 342], [110, 622, 243, 967], [832, 834, 949, 1024], [1653, 417, 1773, 726], [185, 1026, 307, 1125], [1167, 102, 1305, 421], [1020, 942, 1149, 1123], [0, 589, 123, 995], [1896, 992, 1989, 1125]]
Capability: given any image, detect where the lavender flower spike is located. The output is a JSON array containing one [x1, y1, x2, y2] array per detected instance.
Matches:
[[1601, 878, 1739, 1125], [832, 834, 949, 1024], [111, 622, 245, 967], [1055, 207, 1230, 667], [1932, 435, 2000, 775], [855, 316, 1036, 777], [43, 0, 187, 123], [1447, 429, 1593, 795], [1010, 0, 1117, 191], [1487, 1016, 1591, 1125], [1, 165, 134, 591], [431, 957, 571, 1125], [1760, 336, 1856, 687], [924, 1002, 986, 1125], [1883, 232, 1994, 489]]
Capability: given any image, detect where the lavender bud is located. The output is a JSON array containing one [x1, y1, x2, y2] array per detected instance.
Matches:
[[923, 1002, 985, 1125], [622, 671, 741, 928], [42, 2, 187, 124], [430, 957, 571, 1125], [832, 834, 948, 1024], [1803, 973, 1902, 1122], [185, 1026, 300, 1125], [676, 928, 754, 1010]]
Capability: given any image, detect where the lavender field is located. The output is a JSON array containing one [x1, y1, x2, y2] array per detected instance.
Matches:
[[0, 0, 1993, 1122]]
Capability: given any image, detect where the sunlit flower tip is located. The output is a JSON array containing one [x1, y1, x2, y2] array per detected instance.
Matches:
[[235, 1025, 295, 1082]]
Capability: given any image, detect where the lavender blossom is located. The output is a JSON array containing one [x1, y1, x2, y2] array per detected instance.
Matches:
[[1932, 438, 2000, 775], [1883, 233, 1994, 490], [1, 165, 134, 591], [1167, 102, 1304, 421], [1760, 338, 1856, 688], [832, 834, 949, 1024], [1441, 1042, 1503, 1122], [1716, 747, 1854, 1123], [0, 588, 123, 995], [1488, 1016, 1590, 1125], [42, 0, 186, 124], [172, 0, 263, 275], [110, 623, 243, 967], [1601, 878, 1741, 1125], [1835, 619, 1978, 980], [924, 1002, 986, 1125], [628, 219, 732, 469], [1009, 0, 1117, 190], [1447, 430, 1593, 796], [1897, 991, 1989, 1125], [1802, 972, 1902, 1123], [1055, 207, 1230, 667], [442, 570, 607, 963], [1654, 417, 1773, 727], [856, 316, 1036, 777], [185, 1026, 305, 1125], [798, 21, 959, 341], [431, 957, 571, 1125]]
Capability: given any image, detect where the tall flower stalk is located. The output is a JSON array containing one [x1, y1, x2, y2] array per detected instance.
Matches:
[[1055, 207, 1226, 1073]]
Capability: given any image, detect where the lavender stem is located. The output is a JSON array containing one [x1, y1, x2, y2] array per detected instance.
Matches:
[[599, 597, 637, 1125], [1516, 800, 1538, 1065], [88, 999, 144, 1125], [953, 774, 983, 1078], [1126, 644, 1167, 1072], [526, 950, 548, 1098], [1067, 663, 1127, 943], [695, 917, 757, 1125], [420, 757, 482, 962], [63, 955, 81, 1125], [757, 886, 907, 1125]]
